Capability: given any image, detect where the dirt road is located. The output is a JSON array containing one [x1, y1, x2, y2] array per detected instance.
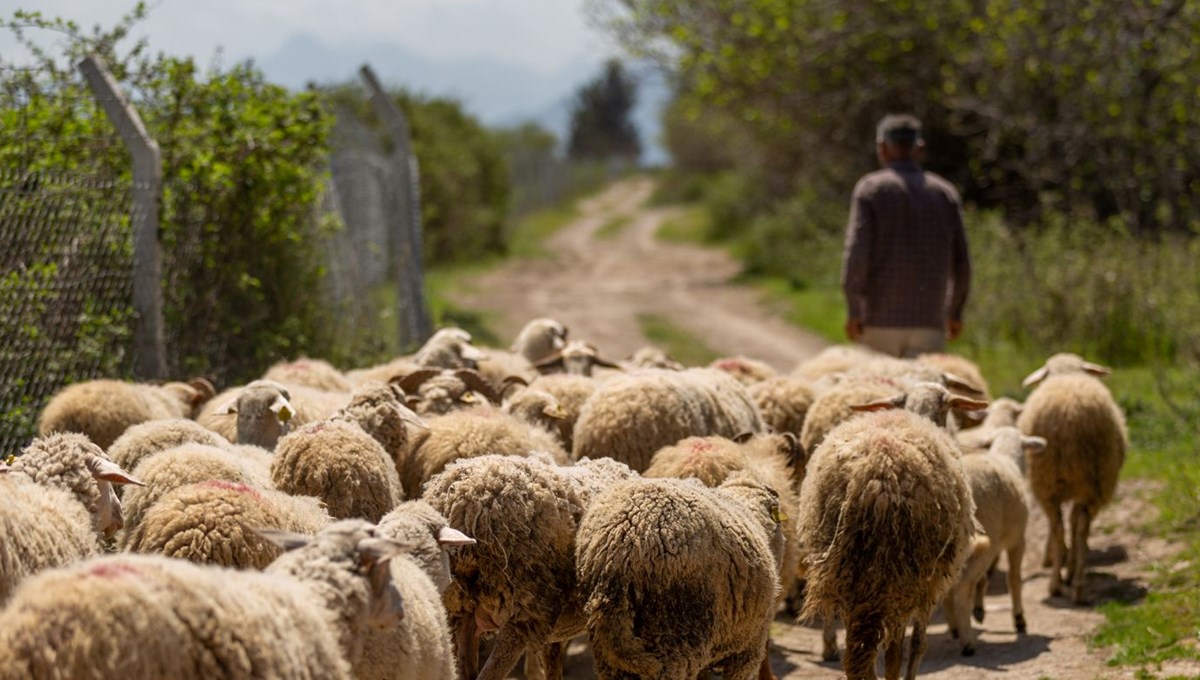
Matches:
[[451, 179, 1187, 679]]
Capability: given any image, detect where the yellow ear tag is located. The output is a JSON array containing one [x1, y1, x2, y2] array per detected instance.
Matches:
[[771, 507, 788, 523], [278, 406, 293, 422], [460, 393, 478, 403], [4, 454, 14, 465]]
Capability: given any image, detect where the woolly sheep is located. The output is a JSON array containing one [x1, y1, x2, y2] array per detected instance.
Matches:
[[799, 376, 906, 454], [624, 345, 684, 370], [799, 390, 979, 679], [335, 381, 428, 468], [644, 432, 807, 648], [424, 454, 636, 680], [476, 349, 539, 395], [356, 501, 476, 680], [1017, 353, 1127, 603], [123, 480, 333, 569], [501, 387, 570, 445], [792, 344, 880, 382], [749, 375, 815, 436], [106, 417, 228, 476], [271, 419, 403, 522], [576, 475, 784, 680], [347, 357, 424, 387], [394, 368, 501, 416], [573, 368, 765, 472], [263, 356, 353, 392], [411, 327, 488, 369], [944, 427, 1043, 656], [527, 373, 598, 451], [511, 317, 569, 362], [955, 397, 1025, 456], [38, 377, 215, 449], [916, 352, 991, 401], [709, 355, 778, 385], [0, 434, 142, 603], [0, 520, 411, 680], [401, 405, 569, 499], [534, 339, 622, 377], [117, 443, 273, 550], [197, 380, 346, 445]]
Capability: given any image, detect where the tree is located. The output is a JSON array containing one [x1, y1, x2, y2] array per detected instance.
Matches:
[[567, 59, 642, 163], [593, 0, 1200, 231]]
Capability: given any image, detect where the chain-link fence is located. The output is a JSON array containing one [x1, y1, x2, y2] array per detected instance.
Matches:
[[0, 59, 430, 454], [0, 166, 136, 454]]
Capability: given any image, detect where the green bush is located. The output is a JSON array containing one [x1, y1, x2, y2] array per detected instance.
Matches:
[[3, 7, 336, 386]]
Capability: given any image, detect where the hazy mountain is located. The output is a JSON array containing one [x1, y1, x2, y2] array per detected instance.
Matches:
[[257, 34, 668, 164]]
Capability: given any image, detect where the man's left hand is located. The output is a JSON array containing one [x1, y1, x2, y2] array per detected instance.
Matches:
[[946, 320, 963, 341]]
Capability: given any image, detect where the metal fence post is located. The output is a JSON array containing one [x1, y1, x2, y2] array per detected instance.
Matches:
[[78, 54, 166, 380], [359, 64, 433, 348]]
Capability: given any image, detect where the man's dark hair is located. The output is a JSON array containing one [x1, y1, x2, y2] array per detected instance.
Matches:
[[876, 114, 922, 149]]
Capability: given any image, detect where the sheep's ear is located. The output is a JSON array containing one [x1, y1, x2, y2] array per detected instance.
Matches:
[[214, 397, 239, 416], [732, 431, 756, 444], [782, 432, 807, 470], [256, 528, 311, 552], [533, 350, 565, 370], [396, 403, 429, 429], [85, 455, 144, 486], [1021, 435, 1048, 453], [436, 526, 476, 548], [188, 377, 216, 405], [592, 355, 624, 371], [962, 408, 988, 423], [459, 344, 489, 363], [269, 395, 294, 422], [541, 403, 568, 420], [357, 537, 415, 597], [850, 394, 907, 412], [941, 373, 985, 397], [1022, 366, 1050, 388], [948, 396, 989, 412], [1082, 361, 1112, 377]]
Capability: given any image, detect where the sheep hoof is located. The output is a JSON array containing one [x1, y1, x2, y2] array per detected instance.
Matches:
[[949, 627, 959, 640], [961, 644, 976, 657], [1014, 614, 1027, 634], [973, 606, 985, 623]]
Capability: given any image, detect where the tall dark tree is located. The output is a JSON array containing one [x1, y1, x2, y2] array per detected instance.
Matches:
[[567, 59, 642, 162]]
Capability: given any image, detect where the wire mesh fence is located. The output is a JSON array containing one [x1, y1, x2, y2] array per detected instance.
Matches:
[[0, 168, 135, 454], [0, 59, 430, 453]]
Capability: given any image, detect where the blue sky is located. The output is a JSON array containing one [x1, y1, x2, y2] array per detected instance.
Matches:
[[2, 0, 612, 75]]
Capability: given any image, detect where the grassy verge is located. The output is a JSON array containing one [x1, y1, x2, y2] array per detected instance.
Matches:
[[506, 203, 581, 259], [635, 313, 722, 367], [423, 265, 503, 348], [658, 205, 711, 243]]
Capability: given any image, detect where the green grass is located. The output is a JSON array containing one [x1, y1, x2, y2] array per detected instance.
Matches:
[[595, 214, 632, 240], [636, 313, 722, 367], [506, 203, 580, 259], [657, 205, 712, 243]]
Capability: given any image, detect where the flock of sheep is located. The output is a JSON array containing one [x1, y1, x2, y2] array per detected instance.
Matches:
[[0, 318, 1128, 680]]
